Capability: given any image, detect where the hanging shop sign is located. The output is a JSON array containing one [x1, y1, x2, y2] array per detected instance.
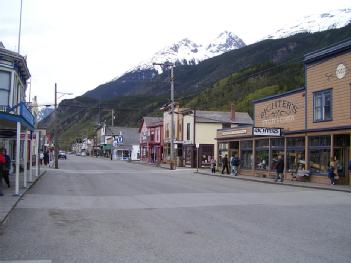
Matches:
[[253, 127, 282, 136]]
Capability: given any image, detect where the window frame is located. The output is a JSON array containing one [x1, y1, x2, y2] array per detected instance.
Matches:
[[313, 88, 333, 122]]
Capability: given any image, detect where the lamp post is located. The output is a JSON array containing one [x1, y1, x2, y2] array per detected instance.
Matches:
[[54, 83, 73, 169], [153, 62, 175, 170]]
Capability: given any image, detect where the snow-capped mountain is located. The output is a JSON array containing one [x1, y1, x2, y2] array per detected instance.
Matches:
[[124, 31, 245, 75], [266, 8, 351, 40]]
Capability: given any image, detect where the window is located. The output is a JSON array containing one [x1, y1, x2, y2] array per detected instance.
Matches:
[[255, 139, 269, 170], [166, 124, 169, 139], [240, 140, 253, 169], [287, 137, 305, 171], [0, 70, 11, 106], [313, 89, 332, 122], [186, 123, 191, 140]]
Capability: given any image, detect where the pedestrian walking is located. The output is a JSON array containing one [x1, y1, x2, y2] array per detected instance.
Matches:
[[43, 150, 49, 166], [274, 155, 284, 182], [221, 154, 230, 174], [328, 157, 336, 185], [0, 148, 6, 196], [39, 151, 44, 165], [210, 157, 216, 173], [231, 154, 240, 176], [2, 148, 11, 188]]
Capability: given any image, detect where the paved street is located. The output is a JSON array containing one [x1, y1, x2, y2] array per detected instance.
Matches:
[[1, 156, 351, 263]]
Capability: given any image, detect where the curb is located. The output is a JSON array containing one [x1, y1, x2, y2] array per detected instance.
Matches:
[[195, 171, 351, 193], [0, 170, 47, 226]]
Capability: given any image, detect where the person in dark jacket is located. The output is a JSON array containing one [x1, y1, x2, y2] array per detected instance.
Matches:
[[0, 148, 6, 196], [43, 150, 49, 166], [221, 154, 230, 175], [275, 155, 284, 183], [1, 148, 11, 188]]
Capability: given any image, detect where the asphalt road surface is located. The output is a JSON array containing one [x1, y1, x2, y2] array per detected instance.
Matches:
[[1, 155, 351, 263]]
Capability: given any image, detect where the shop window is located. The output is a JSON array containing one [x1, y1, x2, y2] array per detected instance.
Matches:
[[286, 150, 305, 171], [287, 137, 305, 147], [240, 140, 253, 169], [218, 143, 228, 166], [286, 137, 305, 171], [271, 138, 284, 170], [309, 135, 331, 147], [255, 139, 269, 170], [309, 149, 330, 174], [313, 89, 332, 122]]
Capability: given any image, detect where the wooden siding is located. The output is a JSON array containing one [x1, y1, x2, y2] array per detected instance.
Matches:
[[306, 52, 351, 129], [254, 91, 305, 131]]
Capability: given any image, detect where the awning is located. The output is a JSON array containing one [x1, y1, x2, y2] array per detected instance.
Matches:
[[0, 110, 35, 131]]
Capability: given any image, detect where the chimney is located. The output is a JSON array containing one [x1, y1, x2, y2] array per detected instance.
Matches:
[[230, 104, 235, 121]]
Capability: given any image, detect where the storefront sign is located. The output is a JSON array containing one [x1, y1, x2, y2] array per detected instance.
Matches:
[[253, 127, 282, 136], [222, 129, 247, 136], [259, 99, 298, 126]]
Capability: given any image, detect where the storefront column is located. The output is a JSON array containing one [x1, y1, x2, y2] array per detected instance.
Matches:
[[23, 129, 28, 188], [305, 135, 309, 170], [29, 132, 33, 183], [284, 137, 287, 173], [35, 130, 39, 177], [268, 138, 272, 174], [15, 122, 21, 196], [252, 139, 256, 173], [330, 134, 334, 159]]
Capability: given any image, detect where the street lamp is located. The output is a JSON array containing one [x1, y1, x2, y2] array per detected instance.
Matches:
[[54, 83, 73, 169], [153, 62, 175, 170]]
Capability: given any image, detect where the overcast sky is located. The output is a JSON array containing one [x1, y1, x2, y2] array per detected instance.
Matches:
[[0, 0, 350, 105]]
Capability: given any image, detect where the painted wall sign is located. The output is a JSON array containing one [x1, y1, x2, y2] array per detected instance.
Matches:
[[253, 127, 282, 136], [336, 64, 346, 79], [222, 129, 247, 136], [259, 99, 298, 125]]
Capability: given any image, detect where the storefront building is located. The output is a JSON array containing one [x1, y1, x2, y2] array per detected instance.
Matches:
[[0, 42, 38, 195], [182, 108, 253, 168], [139, 117, 163, 163], [216, 38, 351, 185]]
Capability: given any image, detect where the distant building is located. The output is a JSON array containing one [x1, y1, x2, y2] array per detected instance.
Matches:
[[97, 124, 140, 160]]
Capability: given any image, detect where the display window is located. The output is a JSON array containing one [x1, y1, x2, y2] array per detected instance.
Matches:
[[240, 140, 253, 169], [255, 139, 269, 170]]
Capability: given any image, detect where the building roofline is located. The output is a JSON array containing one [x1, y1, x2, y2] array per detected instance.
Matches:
[[304, 38, 351, 64], [0, 46, 31, 80], [252, 87, 305, 104]]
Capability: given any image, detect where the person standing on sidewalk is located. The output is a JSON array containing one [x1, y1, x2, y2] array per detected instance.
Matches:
[[221, 154, 230, 175], [210, 157, 216, 173], [275, 155, 284, 183], [328, 157, 336, 185], [2, 148, 11, 188], [231, 154, 240, 176], [0, 148, 6, 196]]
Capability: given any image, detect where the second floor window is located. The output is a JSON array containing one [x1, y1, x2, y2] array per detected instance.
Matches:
[[313, 89, 332, 122], [186, 123, 191, 140], [0, 70, 11, 106]]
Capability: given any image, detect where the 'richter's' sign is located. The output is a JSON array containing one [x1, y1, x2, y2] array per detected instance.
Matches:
[[259, 99, 298, 126], [253, 127, 282, 136]]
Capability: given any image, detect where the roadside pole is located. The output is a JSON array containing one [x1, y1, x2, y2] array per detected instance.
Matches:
[[196, 143, 199, 173]]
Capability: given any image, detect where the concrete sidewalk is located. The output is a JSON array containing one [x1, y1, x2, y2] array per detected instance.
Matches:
[[196, 169, 351, 193], [136, 160, 351, 193], [0, 168, 46, 225]]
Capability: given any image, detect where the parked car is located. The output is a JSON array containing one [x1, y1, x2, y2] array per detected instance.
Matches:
[[58, 151, 67, 160]]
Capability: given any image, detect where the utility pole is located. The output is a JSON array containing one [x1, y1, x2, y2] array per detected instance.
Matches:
[[54, 83, 58, 169], [170, 66, 175, 170], [53, 83, 73, 169], [153, 62, 175, 170]]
